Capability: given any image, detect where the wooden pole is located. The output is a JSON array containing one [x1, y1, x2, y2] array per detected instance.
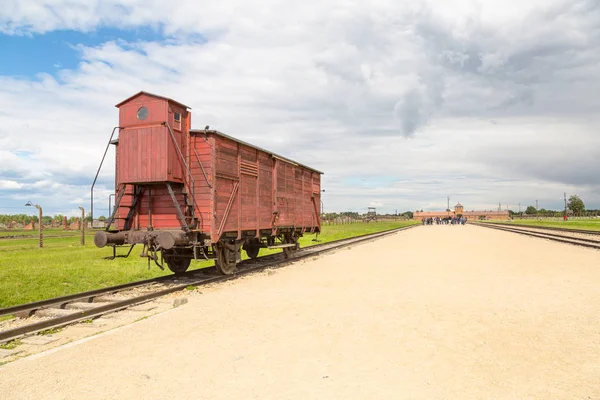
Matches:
[[79, 206, 85, 246], [37, 205, 43, 248]]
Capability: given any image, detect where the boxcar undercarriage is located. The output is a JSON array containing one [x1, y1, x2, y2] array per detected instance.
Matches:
[[94, 227, 313, 275]]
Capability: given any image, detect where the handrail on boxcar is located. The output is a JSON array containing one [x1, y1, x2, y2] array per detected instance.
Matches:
[[91, 127, 122, 223], [192, 146, 212, 189]]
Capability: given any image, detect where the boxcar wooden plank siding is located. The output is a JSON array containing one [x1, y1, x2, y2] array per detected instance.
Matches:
[[191, 137, 214, 233], [116, 93, 188, 185], [108, 91, 322, 246]]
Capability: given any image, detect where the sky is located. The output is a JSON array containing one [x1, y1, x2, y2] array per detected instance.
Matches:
[[0, 0, 599, 217]]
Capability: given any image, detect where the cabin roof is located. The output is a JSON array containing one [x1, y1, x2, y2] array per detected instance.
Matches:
[[115, 91, 191, 109]]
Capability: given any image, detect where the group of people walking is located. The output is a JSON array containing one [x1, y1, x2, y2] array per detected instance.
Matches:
[[421, 216, 467, 225]]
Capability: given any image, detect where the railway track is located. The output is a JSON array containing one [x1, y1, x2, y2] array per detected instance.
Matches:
[[474, 221, 600, 236], [0, 234, 88, 241], [0, 225, 416, 344], [472, 222, 600, 249]]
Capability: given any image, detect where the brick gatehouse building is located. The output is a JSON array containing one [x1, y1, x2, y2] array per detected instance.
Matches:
[[414, 203, 509, 221]]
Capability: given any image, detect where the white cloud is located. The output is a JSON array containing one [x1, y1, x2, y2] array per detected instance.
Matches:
[[0, 0, 599, 215], [0, 180, 24, 189]]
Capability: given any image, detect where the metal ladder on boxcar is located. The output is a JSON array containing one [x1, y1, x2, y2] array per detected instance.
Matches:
[[104, 183, 198, 233], [104, 184, 144, 231], [92, 124, 201, 234], [166, 182, 197, 233]]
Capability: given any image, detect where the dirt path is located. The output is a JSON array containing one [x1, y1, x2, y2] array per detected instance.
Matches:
[[2, 225, 599, 399]]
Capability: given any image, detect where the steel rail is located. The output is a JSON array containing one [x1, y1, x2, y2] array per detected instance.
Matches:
[[1, 225, 413, 319], [475, 221, 600, 235], [0, 225, 417, 343], [0, 234, 93, 241], [472, 223, 600, 250], [0, 274, 192, 319]]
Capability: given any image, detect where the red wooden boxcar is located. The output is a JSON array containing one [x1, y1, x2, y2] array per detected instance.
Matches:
[[94, 92, 323, 274]]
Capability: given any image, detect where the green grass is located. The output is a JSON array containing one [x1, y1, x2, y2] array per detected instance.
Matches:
[[0, 221, 417, 308], [0, 340, 22, 350], [38, 327, 63, 335], [482, 218, 600, 231]]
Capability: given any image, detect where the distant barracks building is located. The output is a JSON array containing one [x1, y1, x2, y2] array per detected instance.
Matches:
[[414, 203, 510, 221]]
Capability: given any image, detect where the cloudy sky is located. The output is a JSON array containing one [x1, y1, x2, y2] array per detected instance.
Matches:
[[0, 0, 599, 217]]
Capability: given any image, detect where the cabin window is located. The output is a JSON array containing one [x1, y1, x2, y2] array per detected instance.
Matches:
[[174, 112, 181, 130], [137, 106, 149, 121]]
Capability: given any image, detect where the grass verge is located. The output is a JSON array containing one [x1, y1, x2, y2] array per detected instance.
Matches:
[[0, 221, 417, 308]]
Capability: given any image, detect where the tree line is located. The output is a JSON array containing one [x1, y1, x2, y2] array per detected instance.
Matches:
[[322, 211, 414, 220], [519, 195, 593, 217], [1, 195, 592, 226], [414, 195, 594, 218], [0, 213, 99, 225]]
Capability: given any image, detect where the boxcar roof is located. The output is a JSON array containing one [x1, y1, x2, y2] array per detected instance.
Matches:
[[191, 129, 323, 174], [115, 91, 191, 110]]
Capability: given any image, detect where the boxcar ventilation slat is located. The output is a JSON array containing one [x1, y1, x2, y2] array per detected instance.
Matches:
[[240, 161, 259, 177]]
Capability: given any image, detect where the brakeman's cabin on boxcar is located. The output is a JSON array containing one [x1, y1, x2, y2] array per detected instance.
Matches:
[[93, 91, 323, 275]]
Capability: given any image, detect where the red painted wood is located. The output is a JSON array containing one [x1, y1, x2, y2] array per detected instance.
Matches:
[[111, 92, 322, 242], [116, 93, 189, 185]]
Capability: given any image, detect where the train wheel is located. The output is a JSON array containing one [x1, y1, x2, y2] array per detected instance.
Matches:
[[164, 255, 191, 275], [215, 245, 238, 275]]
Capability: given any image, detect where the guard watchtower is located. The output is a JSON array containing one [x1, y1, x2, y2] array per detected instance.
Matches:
[[365, 207, 377, 223], [455, 203, 464, 216]]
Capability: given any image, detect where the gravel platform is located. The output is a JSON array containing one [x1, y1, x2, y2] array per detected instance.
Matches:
[[1, 225, 599, 399]]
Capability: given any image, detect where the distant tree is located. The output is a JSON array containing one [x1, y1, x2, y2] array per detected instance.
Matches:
[[508, 210, 525, 218], [401, 211, 414, 219], [568, 195, 585, 216], [525, 206, 537, 215], [98, 215, 106, 221]]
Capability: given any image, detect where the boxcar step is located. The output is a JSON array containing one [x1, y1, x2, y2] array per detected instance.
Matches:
[[266, 243, 298, 249]]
